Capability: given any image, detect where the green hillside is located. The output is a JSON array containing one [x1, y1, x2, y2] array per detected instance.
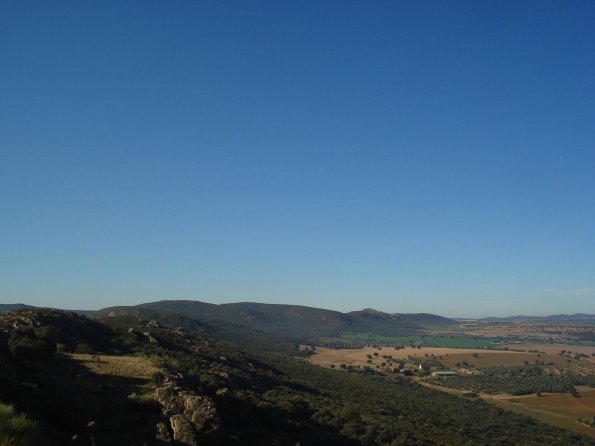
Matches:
[[95, 301, 446, 339], [0, 308, 593, 445]]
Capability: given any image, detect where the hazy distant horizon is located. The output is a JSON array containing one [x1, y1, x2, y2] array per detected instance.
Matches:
[[3, 297, 594, 320], [2, 1, 594, 317]]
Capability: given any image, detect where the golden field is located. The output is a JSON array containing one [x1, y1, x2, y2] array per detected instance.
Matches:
[[488, 387, 595, 438], [66, 353, 159, 380], [309, 345, 575, 369]]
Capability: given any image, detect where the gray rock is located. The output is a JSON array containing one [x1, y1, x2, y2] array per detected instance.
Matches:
[[155, 422, 172, 443], [156, 383, 222, 442], [169, 414, 197, 445], [180, 393, 220, 433], [156, 385, 184, 415]]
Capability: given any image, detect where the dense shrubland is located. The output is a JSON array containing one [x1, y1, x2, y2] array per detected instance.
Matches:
[[0, 309, 594, 445]]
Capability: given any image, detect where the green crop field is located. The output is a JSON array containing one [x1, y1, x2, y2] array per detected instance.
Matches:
[[339, 332, 498, 349], [568, 340, 595, 347]]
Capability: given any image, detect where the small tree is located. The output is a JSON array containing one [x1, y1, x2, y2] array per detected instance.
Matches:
[[9, 329, 56, 364]]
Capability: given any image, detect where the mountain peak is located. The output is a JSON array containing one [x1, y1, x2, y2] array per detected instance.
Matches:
[[360, 307, 384, 314]]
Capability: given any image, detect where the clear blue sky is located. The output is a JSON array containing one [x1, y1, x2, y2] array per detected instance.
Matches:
[[1, 1, 594, 317]]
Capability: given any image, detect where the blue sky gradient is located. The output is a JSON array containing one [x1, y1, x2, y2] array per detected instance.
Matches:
[[1, 1, 594, 316]]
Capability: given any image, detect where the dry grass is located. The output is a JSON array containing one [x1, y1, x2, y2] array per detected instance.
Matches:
[[513, 344, 595, 363], [309, 346, 571, 369], [309, 346, 389, 368], [521, 387, 595, 417], [433, 351, 570, 367], [488, 388, 595, 438], [66, 353, 159, 380]]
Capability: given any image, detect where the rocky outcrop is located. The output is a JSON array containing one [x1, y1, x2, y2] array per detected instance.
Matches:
[[155, 383, 221, 445], [142, 331, 159, 344], [155, 422, 172, 443], [169, 414, 196, 445], [179, 392, 219, 432], [107, 309, 142, 319]]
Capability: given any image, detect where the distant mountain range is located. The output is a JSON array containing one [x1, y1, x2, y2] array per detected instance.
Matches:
[[92, 301, 455, 339], [478, 313, 595, 323], [0, 301, 455, 339], [2, 301, 593, 335]]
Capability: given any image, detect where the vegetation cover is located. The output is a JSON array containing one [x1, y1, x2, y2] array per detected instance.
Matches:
[[0, 308, 593, 445], [0, 403, 47, 446], [95, 302, 427, 339], [340, 332, 498, 349], [428, 364, 595, 396]]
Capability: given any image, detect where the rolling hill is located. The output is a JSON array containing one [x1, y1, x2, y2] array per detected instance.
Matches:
[[0, 304, 34, 313], [480, 313, 595, 323], [93, 300, 452, 339]]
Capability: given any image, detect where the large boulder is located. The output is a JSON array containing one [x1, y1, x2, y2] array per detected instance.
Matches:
[[155, 383, 222, 444], [156, 385, 184, 415], [155, 422, 172, 443], [179, 392, 220, 433], [169, 414, 197, 445]]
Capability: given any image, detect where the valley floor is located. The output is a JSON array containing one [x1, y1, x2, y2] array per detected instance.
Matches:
[[309, 344, 595, 439], [414, 379, 595, 437]]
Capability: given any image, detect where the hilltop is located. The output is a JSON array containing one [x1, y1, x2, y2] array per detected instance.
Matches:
[[91, 300, 454, 340], [480, 314, 595, 323], [0, 304, 35, 313]]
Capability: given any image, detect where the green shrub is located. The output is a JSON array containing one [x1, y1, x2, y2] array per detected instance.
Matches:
[[8, 329, 55, 363], [150, 371, 165, 386], [0, 403, 47, 445], [127, 392, 157, 408]]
